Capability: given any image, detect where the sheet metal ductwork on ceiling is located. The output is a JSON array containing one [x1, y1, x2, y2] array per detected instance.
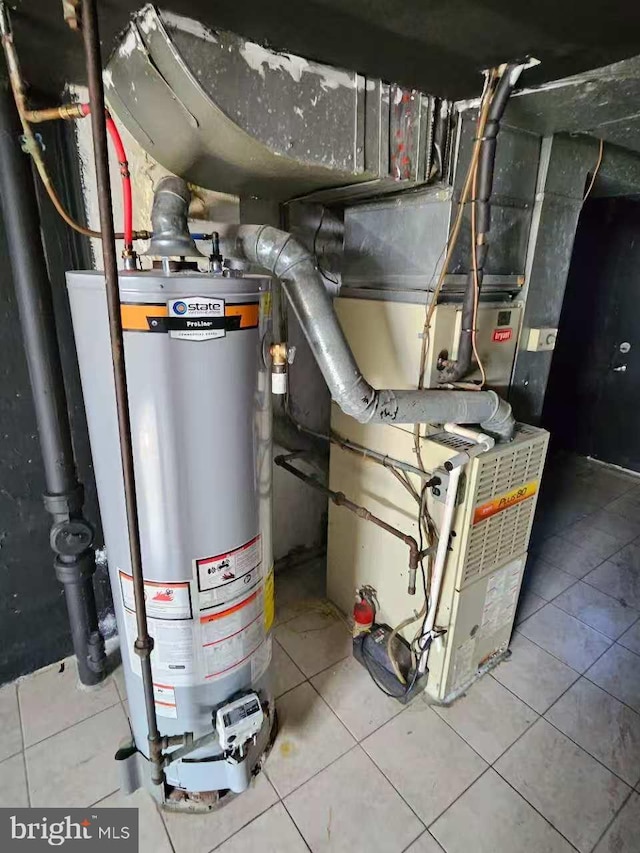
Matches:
[[104, 4, 452, 200], [505, 55, 640, 155]]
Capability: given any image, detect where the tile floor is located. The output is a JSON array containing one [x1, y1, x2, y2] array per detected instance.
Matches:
[[2, 452, 640, 851]]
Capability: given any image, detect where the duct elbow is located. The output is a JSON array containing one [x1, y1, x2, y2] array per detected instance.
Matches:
[[144, 176, 204, 259], [230, 224, 515, 441], [479, 391, 515, 442]]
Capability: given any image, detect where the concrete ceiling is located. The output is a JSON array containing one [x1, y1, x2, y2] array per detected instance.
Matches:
[[10, 0, 640, 101]]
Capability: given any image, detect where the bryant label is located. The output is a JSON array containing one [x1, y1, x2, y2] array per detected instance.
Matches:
[[492, 327, 513, 343], [473, 480, 538, 524], [168, 296, 225, 341]]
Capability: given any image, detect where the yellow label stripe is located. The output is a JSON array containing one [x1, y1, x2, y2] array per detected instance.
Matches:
[[120, 302, 259, 332], [473, 480, 538, 525]]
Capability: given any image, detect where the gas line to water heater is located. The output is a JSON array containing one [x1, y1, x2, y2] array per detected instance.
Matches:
[[275, 424, 495, 697], [274, 451, 435, 597], [0, 2, 150, 259]]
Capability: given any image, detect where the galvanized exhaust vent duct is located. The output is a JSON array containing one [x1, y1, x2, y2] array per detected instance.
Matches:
[[225, 225, 515, 441], [105, 4, 452, 201]]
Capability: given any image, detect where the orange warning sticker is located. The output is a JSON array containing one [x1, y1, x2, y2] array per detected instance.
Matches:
[[473, 480, 538, 525]]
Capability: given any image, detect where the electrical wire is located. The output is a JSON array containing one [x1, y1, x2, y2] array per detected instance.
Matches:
[[415, 69, 497, 393], [361, 631, 423, 699], [470, 160, 487, 388], [412, 69, 498, 468], [582, 138, 604, 203], [312, 206, 339, 285]]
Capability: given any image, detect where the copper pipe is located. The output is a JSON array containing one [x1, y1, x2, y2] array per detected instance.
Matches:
[[0, 5, 149, 242], [80, 0, 163, 785], [24, 103, 87, 123], [275, 453, 429, 595]]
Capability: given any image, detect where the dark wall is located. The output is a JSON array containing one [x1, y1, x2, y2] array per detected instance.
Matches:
[[0, 123, 110, 685], [543, 196, 640, 471]]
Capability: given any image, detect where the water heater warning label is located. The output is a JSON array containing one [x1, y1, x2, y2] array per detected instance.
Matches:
[[200, 586, 265, 680], [119, 572, 192, 620], [153, 683, 177, 718], [119, 571, 195, 686], [167, 296, 225, 341], [196, 535, 262, 609]]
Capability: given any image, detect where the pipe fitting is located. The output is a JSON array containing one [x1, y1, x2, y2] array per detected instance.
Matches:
[[229, 225, 515, 440], [144, 176, 204, 259], [479, 391, 515, 442]]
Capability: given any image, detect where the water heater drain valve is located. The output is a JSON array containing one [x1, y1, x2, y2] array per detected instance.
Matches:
[[270, 342, 296, 395], [215, 693, 264, 754]]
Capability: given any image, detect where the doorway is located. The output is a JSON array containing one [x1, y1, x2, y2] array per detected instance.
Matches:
[[543, 196, 640, 472]]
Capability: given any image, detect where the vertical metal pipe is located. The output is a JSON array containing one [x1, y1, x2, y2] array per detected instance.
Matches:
[[80, 0, 163, 783], [0, 81, 105, 685]]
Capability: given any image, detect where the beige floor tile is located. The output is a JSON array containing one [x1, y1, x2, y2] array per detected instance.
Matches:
[[553, 581, 638, 639], [524, 557, 576, 601], [607, 493, 640, 523], [25, 704, 129, 807], [214, 803, 307, 853], [495, 719, 629, 853], [0, 683, 22, 761], [162, 772, 278, 853], [533, 536, 608, 578], [545, 678, 640, 786], [587, 509, 640, 542], [518, 603, 611, 672], [19, 658, 120, 746], [112, 663, 128, 703], [274, 607, 351, 677], [562, 519, 628, 560], [0, 753, 29, 807], [272, 639, 306, 698], [585, 560, 640, 610], [593, 792, 640, 853], [274, 564, 326, 627], [265, 682, 355, 797], [493, 633, 578, 714], [99, 788, 173, 853], [404, 833, 444, 853], [434, 675, 537, 762], [618, 619, 640, 655], [311, 655, 402, 741], [515, 589, 546, 624], [362, 703, 486, 825], [431, 768, 574, 853], [586, 643, 640, 712], [285, 747, 424, 853]]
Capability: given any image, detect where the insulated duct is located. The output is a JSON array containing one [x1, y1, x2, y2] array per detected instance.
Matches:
[[229, 225, 515, 440]]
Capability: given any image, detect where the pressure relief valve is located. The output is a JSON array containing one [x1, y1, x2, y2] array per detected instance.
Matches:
[[269, 342, 296, 395]]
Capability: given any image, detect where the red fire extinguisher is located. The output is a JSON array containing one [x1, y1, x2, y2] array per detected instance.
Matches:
[[353, 586, 376, 637]]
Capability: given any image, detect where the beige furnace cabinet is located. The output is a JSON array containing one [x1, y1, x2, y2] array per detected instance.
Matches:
[[326, 296, 548, 702]]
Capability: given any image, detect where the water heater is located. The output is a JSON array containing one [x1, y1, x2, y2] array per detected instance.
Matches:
[[67, 269, 275, 804]]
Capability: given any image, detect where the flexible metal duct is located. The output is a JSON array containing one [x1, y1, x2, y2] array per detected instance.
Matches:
[[230, 225, 515, 440]]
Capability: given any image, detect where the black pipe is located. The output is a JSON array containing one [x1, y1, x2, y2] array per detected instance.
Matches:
[[0, 81, 105, 685], [438, 65, 520, 385], [80, 0, 163, 785]]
